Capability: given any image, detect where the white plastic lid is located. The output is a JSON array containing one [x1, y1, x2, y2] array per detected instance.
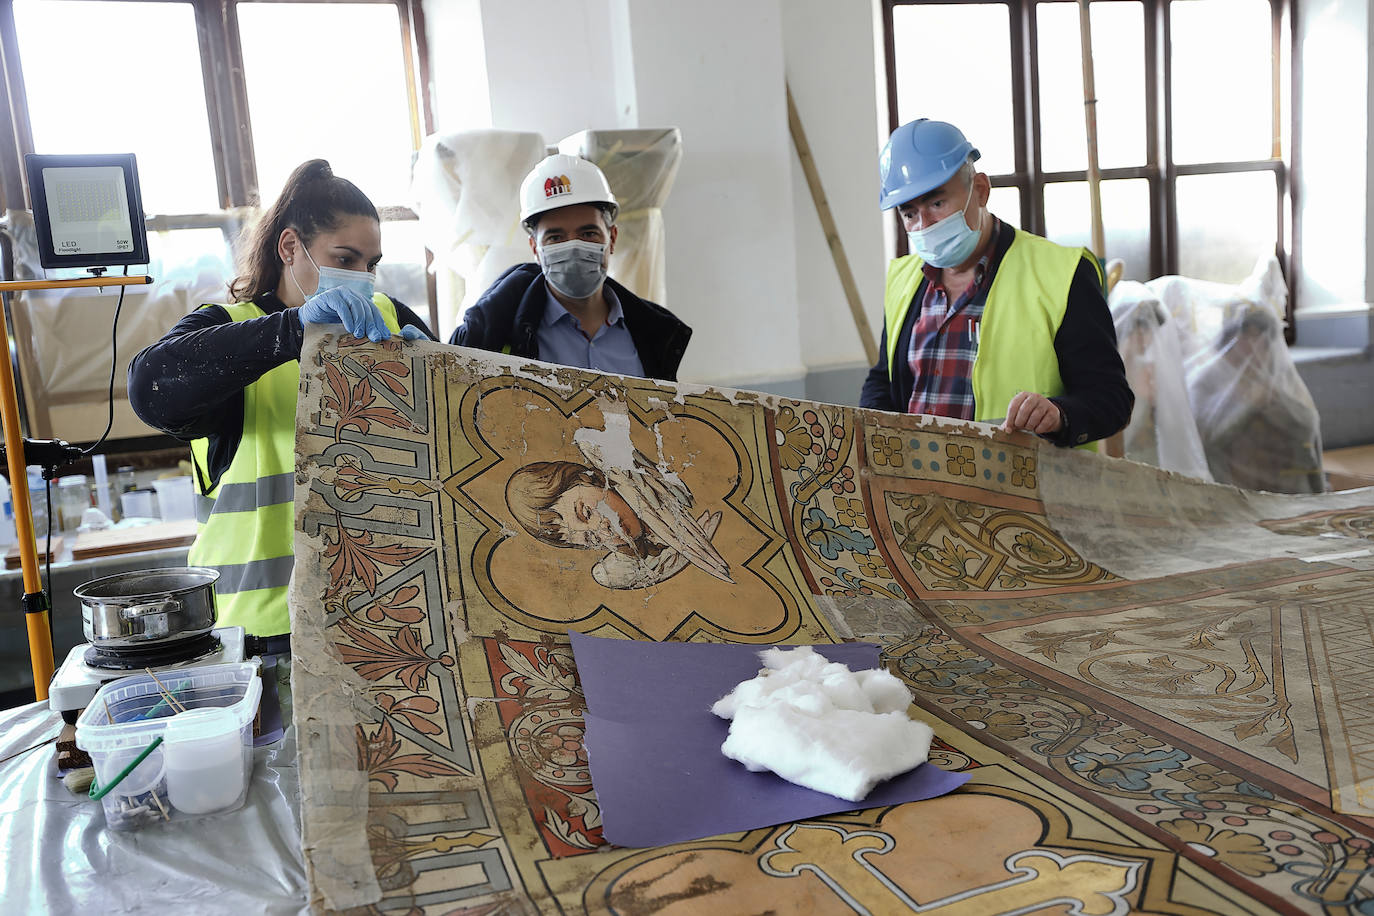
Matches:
[[163, 707, 237, 745]]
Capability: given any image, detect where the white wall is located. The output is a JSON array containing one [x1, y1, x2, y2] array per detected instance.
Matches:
[[422, 0, 492, 132], [622, 0, 803, 387], [480, 1, 626, 142], [781, 0, 888, 378], [1293, 0, 1372, 311]]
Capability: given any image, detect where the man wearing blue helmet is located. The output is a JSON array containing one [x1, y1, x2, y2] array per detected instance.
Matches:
[[861, 119, 1132, 448]]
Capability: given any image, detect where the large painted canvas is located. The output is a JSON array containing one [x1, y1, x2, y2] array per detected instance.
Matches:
[[290, 330, 1374, 915]]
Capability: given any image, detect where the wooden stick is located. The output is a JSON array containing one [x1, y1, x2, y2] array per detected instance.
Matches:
[[786, 82, 881, 367], [144, 668, 187, 713], [148, 789, 170, 821], [1079, 0, 1106, 259], [0, 275, 151, 293], [103, 698, 115, 725]]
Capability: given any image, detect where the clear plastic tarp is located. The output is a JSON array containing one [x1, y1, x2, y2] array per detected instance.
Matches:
[[0, 667, 306, 914], [1108, 281, 1212, 481], [1, 209, 246, 441], [558, 127, 683, 306], [409, 129, 547, 341], [1109, 256, 1323, 494]]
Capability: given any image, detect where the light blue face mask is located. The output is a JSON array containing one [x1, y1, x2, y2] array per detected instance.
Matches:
[[907, 186, 982, 268], [290, 237, 376, 302], [314, 264, 376, 300]]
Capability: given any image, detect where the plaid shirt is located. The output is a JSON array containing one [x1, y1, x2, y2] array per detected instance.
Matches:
[[906, 225, 1002, 418]]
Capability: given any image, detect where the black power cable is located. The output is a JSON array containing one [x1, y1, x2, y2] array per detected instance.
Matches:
[[80, 265, 129, 457]]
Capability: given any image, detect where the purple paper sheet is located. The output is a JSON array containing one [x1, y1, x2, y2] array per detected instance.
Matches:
[[569, 631, 970, 848]]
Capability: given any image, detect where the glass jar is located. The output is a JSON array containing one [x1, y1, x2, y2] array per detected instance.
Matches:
[[57, 474, 90, 532]]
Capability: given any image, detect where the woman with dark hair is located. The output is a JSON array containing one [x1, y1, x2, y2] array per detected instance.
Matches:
[[128, 159, 435, 648]]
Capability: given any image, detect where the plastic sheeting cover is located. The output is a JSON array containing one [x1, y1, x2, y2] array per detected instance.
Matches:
[[0, 668, 306, 915], [1, 208, 246, 441], [559, 127, 683, 306], [409, 129, 547, 338], [1108, 281, 1212, 481], [1113, 256, 1323, 494]]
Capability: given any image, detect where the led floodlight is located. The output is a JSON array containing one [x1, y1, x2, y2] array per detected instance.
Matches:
[[24, 153, 149, 270]]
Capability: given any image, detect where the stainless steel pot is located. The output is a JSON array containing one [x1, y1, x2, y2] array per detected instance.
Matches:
[[74, 567, 220, 648]]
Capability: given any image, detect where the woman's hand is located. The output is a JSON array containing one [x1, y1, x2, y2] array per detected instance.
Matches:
[[298, 287, 391, 341]]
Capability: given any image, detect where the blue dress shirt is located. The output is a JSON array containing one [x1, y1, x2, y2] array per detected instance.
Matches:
[[536, 285, 646, 378]]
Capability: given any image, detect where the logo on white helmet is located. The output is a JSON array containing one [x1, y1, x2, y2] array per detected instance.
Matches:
[[544, 175, 572, 199]]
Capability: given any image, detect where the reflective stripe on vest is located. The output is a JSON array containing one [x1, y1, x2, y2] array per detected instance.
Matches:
[[187, 294, 402, 636], [882, 230, 1101, 450], [194, 472, 295, 522]]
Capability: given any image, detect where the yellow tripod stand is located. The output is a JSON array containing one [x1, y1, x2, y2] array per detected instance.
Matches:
[[0, 274, 151, 702]]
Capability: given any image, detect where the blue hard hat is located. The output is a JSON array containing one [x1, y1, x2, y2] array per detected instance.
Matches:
[[878, 119, 981, 211]]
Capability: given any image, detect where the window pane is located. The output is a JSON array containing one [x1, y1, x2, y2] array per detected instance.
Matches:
[[1176, 171, 1276, 282], [1037, 1, 1146, 171], [238, 2, 415, 206], [1043, 179, 1151, 281], [1171, 0, 1273, 164], [376, 219, 430, 328], [988, 186, 1022, 229], [13, 1, 219, 214], [891, 4, 1015, 175], [146, 228, 234, 295]]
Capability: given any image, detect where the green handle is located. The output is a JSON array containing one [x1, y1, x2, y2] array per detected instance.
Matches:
[[89, 736, 163, 801]]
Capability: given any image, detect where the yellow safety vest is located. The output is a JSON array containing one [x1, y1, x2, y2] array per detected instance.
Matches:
[[883, 230, 1102, 450], [188, 295, 402, 636]]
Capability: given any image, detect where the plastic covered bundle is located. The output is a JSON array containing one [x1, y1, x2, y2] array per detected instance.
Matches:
[[1, 208, 243, 440], [1108, 281, 1212, 481], [557, 127, 683, 304], [1186, 300, 1324, 493], [410, 130, 547, 337], [1148, 257, 1324, 494]]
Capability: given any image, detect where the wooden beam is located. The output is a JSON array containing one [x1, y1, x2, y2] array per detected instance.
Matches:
[[785, 83, 879, 368]]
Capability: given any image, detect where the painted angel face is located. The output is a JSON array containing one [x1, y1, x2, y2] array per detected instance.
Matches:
[[550, 484, 644, 550]]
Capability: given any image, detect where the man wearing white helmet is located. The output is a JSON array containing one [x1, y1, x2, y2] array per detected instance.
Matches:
[[450, 154, 692, 381], [862, 119, 1132, 448]]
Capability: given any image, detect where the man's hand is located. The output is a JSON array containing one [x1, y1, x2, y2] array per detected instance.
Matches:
[[1000, 391, 1064, 436]]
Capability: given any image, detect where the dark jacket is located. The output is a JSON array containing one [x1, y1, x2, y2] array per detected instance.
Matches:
[[449, 263, 692, 382], [860, 222, 1132, 448]]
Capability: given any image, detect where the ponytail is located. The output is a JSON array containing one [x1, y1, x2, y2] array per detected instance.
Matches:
[[228, 159, 379, 302]]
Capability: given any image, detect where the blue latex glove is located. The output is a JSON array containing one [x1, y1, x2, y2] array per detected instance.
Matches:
[[399, 324, 425, 341], [298, 287, 391, 341]]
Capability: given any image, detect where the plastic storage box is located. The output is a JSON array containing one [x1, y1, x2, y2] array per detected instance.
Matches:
[[75, 660, 262, 830]]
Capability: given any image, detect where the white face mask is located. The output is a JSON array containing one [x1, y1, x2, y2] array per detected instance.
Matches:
[[539, 239, 607, 299], [907, 187, 982, 268]]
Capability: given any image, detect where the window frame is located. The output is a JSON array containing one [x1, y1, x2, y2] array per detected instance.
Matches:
[[0, 0, 437, 327], [881, 0, 1294, 337]]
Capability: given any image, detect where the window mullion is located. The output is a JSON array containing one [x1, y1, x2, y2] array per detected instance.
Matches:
[[1154, 0, 1177, 276], [1272, 0, 1294, 337], [1015, 0, 1044, 236], [198, 0, 257, 208], [0, 0, 33, 210]]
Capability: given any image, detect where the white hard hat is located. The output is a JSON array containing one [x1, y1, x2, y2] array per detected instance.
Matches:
[[519, 153, 619, 226]]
